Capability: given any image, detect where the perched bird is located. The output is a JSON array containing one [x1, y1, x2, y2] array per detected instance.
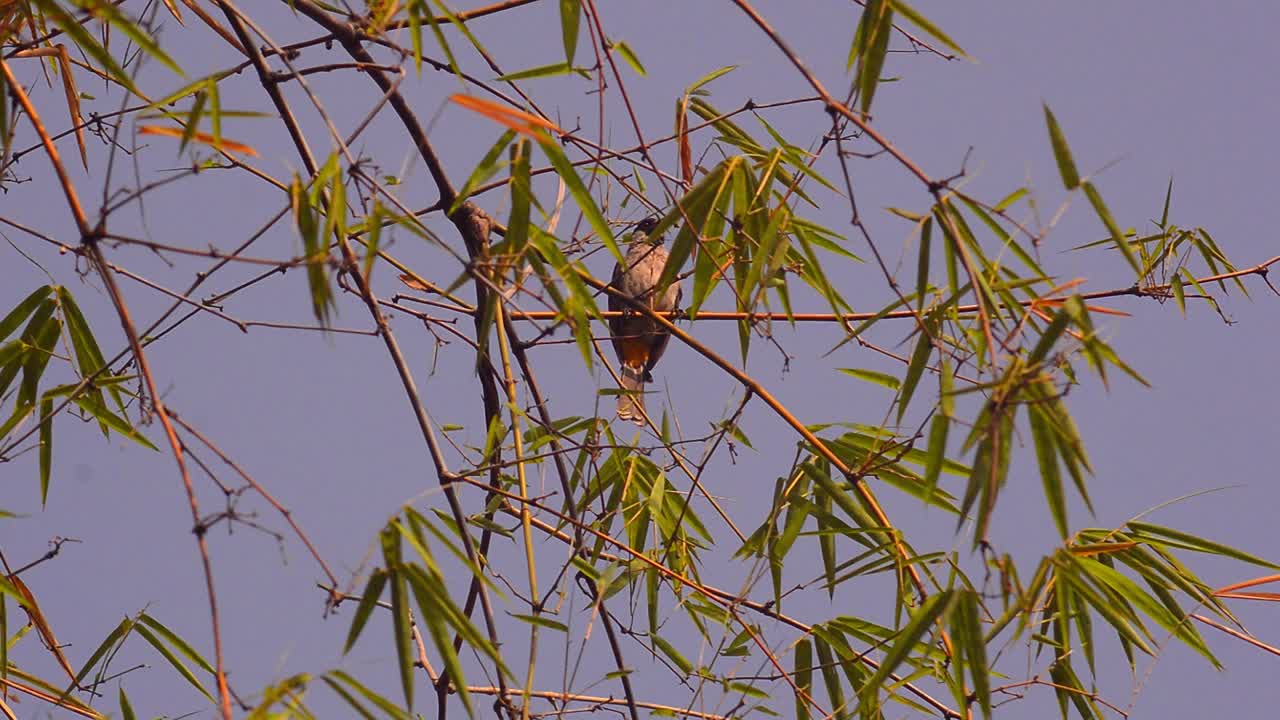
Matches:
[[609, 217, 682, 425]]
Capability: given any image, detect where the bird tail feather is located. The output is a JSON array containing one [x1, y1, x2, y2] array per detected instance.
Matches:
[[616, 365, 646, 425]]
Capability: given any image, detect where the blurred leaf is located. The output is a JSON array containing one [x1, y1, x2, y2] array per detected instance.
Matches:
[[38, 396, 52, 504], [838, 368, 900, 391], [119, 686, 136, 720], [138, 125, 258, 156], [30, 0, 137, 93], [687, 65, 737, 94], [324, 669, 412, 720], [495, 61, 575, 82], [897, 327, 932, 423], [614, 40, 646, 75], [510, 613, 568, 632], [857, 1, 894, 112], [887, 0, 968, 57], [794, 637, 813, 720], [559, 0, 580, 64], [652, 634, 692, 675], [71, 394, 157, 451], [1042, 104, 1080, 189]]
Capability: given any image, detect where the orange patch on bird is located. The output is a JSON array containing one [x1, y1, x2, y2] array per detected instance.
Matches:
[[620, 339, 650, 367]]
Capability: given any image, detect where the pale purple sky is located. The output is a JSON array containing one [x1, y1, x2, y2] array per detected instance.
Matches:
[[3, 2, 1278, 718]]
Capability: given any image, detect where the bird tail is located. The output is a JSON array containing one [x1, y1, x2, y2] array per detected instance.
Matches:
[[616, 364, 646, 425]]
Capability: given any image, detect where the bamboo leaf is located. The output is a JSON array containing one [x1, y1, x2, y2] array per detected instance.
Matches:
[[38, 396, 52, 504], [652, 634, 693, 675], [614, 40, 646, 76], [533, 131, 621, 263], [1042, 104, 1080, 190], [495, 61, 574, 82], [838, 368, 900, 391], [897, 328, 932, 423], [887, 0, 968, 57], [343, 570, 387, 654], [858, 590, 954, 714], [134, 624, 213, 702], [794, 637, 813, 720], [380, 527, 414, 710], [559, 0, 581, 64]]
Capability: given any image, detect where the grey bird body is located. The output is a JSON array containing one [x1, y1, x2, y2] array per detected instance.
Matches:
[[609, 219, 682, 424]]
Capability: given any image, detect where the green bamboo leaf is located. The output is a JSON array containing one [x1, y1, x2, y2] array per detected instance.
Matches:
[[613, 40, 647, 76], [135, 624, 213, 702], [953, 590, 990, 719], [1127, 521, 1280, 569], [291, 173, 335, 326], [0, 286, 52, 341], [380, 527, 414, 710], [887, 0, 968, 56], [138, 614, 215, 675], [1081, 558, 1219, 667], [534, 132, 621, 262], [16, 308, 59, 408], [858, 3, 894, 113], [30, 0, 137, 93], [897, 328, 932, 423], [73, 0, 183, 76], [495, 61, 574, 82], [812, 633, 848, 720], [656, 158, 736, 297], [1029, 408, 1068, 539], [687, 65, 737, 94], [559, 0, 581, 64], [1081, 181, 1140, 273], [1042, 104, 1080, 189], [450, 130, 516, 214], [402, 565, 473, 714], [419, 0, 461, 80], [652, 634, 693, 675], [38, 396, 52, 504], [57, 288, 112, 403], [915, 217, 932, 309], [71, 395, 158, 451], [325, 670, 412, 720], [343, 570, 387, 654], [1171, 273, 1186, 314], [688, 174, 732, 318], [66, 617, 134, 698], [858, 590, 954, 714], [794, 637, 814, 720], [838, 368, 900, 391], [922, 414, 949, 503], [119, 686, 137, 720], [510, 613, 568, 632], [504, 138, 534, 261]]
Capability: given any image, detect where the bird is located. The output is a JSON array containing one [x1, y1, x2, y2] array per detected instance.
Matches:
[[608, 217, 682, 425]]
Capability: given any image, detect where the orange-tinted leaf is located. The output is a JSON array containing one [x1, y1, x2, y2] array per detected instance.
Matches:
[[138, 125, 258, 156], [449, 94, 562, 137]]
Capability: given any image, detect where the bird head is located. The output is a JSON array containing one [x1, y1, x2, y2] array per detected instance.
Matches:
[[632, 216, 662, 243]]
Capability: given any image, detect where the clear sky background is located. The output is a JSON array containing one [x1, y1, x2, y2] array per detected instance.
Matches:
[[2, 2, 1278, 718]]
